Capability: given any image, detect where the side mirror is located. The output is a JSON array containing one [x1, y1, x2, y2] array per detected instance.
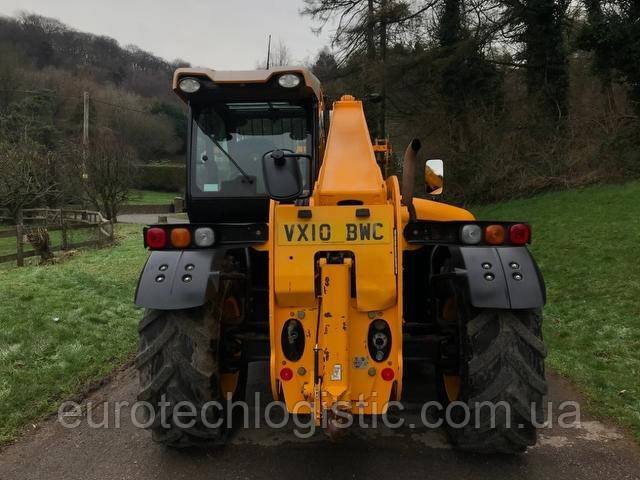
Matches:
[[262, 150, 312, 202], [425, 159, 444, 195]]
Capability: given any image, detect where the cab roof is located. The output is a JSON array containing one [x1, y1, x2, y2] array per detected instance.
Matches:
[[172, 67, 322, 102]]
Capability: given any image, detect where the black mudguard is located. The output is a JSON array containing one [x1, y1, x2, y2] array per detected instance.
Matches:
[[134, 250, 224, 310], [450, 246, 546, 309]]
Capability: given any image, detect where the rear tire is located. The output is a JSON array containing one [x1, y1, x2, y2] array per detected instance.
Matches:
[[439, 307, 547, 453], [135, 305, 234, 448]]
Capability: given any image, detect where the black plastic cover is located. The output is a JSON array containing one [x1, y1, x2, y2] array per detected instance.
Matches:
[[455, 246, 545, 309], [134, 250, 221, 310]]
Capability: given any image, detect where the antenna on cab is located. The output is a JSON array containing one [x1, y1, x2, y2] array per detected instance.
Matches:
[[266, 34, 272, 69]]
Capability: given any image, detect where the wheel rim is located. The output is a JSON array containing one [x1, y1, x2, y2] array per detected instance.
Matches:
[[221, 294, 243, 398], [221, 372, 240, 397], [443, 374, 461, 402], [442, 297, 461, 402], [443, 297, 456, 322], [223, 296, 241, 323]]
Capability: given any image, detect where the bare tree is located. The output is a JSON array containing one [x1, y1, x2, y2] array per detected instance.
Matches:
[[255, 38, 294, 69], [271, 39, 293, 66], [302, 0, 418, 137], [0, 140, 58, 222], [303, 0, 379, 64], [77, 131, 137, 221]]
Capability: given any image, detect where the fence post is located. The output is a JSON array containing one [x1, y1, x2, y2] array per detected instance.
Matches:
[[15, 211, 24, 267], [61, 209, 68, 250], [96, 223, 102, 248]]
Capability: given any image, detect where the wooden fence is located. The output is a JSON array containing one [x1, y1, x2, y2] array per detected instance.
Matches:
[[0, 208, 114, 266]]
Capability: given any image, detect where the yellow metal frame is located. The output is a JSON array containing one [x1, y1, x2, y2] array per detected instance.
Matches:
[[261, 94, 475, 425], [170, 68, 477, 426]]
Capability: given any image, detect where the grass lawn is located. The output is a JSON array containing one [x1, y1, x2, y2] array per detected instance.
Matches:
[[0, 224, 148, 444], [0, 232, 19, 257], [127, 189, 178, 205], [474, 181, 640, 441]]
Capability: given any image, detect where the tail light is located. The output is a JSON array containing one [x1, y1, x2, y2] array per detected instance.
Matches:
[[407, 221, 532, 246], [146, 228, 167, 249], [381, 368, 395, 381], [485, 224, 505, 245], [509, 223, 531, 245], [460, 224, 482, 244], [143, 223, 266, 250], [170, 228, 192, 248], [280, 367, 294, 381], [194, 227, 215, 247]]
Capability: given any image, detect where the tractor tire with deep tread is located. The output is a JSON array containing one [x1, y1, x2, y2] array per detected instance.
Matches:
[[135, 305, 229, 448], [443, 308, 547, 453]]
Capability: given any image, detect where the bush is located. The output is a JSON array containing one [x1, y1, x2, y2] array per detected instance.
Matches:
[[135, 163, 185, 192]]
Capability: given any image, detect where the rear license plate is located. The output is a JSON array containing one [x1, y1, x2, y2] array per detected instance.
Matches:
[[277, 221, 391, 245]]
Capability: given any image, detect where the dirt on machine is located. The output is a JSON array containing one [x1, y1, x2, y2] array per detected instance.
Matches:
[[133, 66, 547, 453]]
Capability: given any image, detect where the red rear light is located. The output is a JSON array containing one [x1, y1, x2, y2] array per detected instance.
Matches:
[[280, 367, 293, 381], [381, 367, 395, 381], [146, 228, 167, 249], [509, 223, 530, 245]]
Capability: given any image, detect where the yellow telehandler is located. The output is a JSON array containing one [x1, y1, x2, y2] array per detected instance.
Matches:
[[134, 67, 546, 453]]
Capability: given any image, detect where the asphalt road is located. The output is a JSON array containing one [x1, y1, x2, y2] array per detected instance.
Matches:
[[1, 364, 639, 480]]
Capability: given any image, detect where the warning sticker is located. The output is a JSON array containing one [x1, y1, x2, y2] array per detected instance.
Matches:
[[353, 357, 369, 369]]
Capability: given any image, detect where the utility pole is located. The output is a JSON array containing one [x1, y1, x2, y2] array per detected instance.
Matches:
[[82, 91, 89, 178], [83, 91, 89, 147]]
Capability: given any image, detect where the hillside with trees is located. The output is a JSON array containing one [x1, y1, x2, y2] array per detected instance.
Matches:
[[0, 12, 187, 219], [304, 0, 640, 203]]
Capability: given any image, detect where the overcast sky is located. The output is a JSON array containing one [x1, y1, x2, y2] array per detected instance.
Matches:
[[0, 0, 334, 69]]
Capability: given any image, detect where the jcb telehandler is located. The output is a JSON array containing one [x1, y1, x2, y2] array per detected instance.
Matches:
[[134, 67, 547, 453]]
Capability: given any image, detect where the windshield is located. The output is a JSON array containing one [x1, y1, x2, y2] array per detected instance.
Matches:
[[191, 101, 312, 197]]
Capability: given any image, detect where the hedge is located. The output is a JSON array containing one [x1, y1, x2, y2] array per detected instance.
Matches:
[[135, 164, 185, 192]]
